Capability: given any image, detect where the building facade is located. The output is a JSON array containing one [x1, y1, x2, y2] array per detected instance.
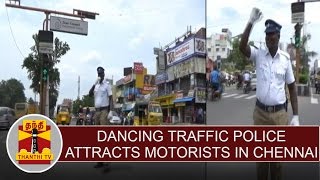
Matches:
[[207, 28, 233, 69], [154, 28, 207, 124], [114, 63, 156, 115]]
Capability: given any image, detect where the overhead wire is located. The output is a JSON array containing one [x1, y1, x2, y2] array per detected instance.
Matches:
[[5, 1, 26, 59]]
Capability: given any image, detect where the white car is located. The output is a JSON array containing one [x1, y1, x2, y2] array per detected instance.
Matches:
[[108, 111, 122, 125], [251, 73, 257, 91]]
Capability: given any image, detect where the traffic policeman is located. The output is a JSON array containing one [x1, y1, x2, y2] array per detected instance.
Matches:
[[239, 8, 299, 180], [89, 66, 113, 170]]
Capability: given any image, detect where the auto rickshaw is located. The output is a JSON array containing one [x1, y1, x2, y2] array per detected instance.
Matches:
[[56, 105, 71, 125], [133, 101, 163, 125]]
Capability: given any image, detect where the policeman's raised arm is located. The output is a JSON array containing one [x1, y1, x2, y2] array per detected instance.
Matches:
[[239, 8, 263, 59], [239, 23, 253, 58]]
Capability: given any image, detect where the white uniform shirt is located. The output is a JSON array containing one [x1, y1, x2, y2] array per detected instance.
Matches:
[[93, 79, 112, 108], [243, 73, 250, 81], [250, 46, 295, 105]]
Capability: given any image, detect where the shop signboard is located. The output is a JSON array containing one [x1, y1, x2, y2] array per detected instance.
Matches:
[[166, 37, 195, 66], [195, 87, 206, 103], [155, 72, 167, 85], [134, 62, 144, 74]]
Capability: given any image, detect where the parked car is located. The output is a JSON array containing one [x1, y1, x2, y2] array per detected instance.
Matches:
[[108, 111, 122, 125], [0, 107, 16, 130], [251, 73, 257, 91]]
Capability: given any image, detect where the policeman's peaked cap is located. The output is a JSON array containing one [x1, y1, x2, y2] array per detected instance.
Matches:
[[265, 19, 282, 33], [97, 66, 105, 73]]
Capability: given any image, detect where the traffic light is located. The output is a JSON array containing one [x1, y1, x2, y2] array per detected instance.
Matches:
[[294, 31, 300, 48], [294, 23, 302, 48], [73, 9, 98, 19], [42, 67, 48, 81]]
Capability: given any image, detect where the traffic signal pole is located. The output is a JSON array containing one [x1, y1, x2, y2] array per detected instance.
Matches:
[[5, 2, 98, 117], [39, 14, 49, 116], [294, 23, 302, 84], [44, 13, 49, 117], [295, 42, 301, 84]]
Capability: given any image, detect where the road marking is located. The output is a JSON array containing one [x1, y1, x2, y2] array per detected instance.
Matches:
[[245, 95, 257, 99], [223, 93, 238, 98], [221, 93, 227, 96], [311, 98, 318, 104], [310, 87, 319, 104], [234, 94, 248, 99]]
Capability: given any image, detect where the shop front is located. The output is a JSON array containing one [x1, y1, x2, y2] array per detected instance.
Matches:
[[154, 94, 175, 123], [173, 97, 194, 123]]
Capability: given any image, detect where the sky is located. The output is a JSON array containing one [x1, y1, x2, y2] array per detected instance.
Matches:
[[0, 0, 205, 105], [207, 0, 320, 65]]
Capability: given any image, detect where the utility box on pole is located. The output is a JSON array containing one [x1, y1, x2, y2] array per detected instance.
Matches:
[[291, 2, 305, 23], [39, 30, 53, 54]]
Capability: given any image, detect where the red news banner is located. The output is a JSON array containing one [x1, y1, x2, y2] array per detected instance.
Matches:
[[58, 126, 319, 162]]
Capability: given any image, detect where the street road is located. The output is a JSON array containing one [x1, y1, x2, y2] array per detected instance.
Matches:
[[207, 85, 320, 125], [206, 84, 320, 180]]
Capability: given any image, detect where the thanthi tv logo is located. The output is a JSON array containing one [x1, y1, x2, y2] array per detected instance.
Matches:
[[7, 114, 63, 173], [16, 120, 53, 164]]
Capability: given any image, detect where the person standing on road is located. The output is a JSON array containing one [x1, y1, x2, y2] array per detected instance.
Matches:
[[239, 7, 299, 180], [89, 66, 113, 171]]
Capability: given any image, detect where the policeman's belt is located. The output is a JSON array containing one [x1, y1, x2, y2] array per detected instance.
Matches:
[[95, 106, 109, 111], [256, 99, 285, 113]]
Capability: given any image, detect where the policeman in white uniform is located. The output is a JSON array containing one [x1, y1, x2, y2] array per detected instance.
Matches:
[[239, 8, 299, 180], [89, 66, 113, 170]]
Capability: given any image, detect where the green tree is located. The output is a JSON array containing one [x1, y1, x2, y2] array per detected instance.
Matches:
[[299, 34, 318, 74], [72, 98, 82, 115], [22, 33, 70, 117], [0, 78, 26, 108], [226, 38, 254, 71], [291, 33, 318, 83], [72, 95, 94, 114], [82, 94, 94, 107]]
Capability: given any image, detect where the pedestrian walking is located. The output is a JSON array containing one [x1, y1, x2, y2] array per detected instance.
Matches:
[[89, 66, 113, 172], [239, 7, 299, 180]]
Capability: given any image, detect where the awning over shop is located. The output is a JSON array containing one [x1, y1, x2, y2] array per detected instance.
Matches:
[[173, 97, 194, 103]]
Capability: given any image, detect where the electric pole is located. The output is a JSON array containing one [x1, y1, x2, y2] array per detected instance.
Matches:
[[78, 75, 80, 100]]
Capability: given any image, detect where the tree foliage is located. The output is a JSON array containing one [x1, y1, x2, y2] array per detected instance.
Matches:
[[22, 33, 70, 117], [72, 95, 94, 114], [226, 38, 254, 71], [0, 78, 26, 108], [299, 33, 318, 74]]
